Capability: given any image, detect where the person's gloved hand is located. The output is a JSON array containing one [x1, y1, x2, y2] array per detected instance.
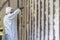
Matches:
[[19, 7, 24, 12]]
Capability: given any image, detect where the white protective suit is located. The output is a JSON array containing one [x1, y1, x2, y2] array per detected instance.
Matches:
[[3, 7, 21, 40]]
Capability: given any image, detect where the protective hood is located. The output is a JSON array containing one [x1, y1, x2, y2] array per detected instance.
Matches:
[[6, 7, 12, 14]]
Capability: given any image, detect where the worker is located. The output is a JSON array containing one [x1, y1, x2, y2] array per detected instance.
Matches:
[[3, 7, 24, 40]]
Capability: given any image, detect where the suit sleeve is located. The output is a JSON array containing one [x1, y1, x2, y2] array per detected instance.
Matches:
[[8, 8, 21, 19]]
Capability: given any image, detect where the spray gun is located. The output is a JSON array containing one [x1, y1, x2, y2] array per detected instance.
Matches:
[[19, 7, 24, 12]]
